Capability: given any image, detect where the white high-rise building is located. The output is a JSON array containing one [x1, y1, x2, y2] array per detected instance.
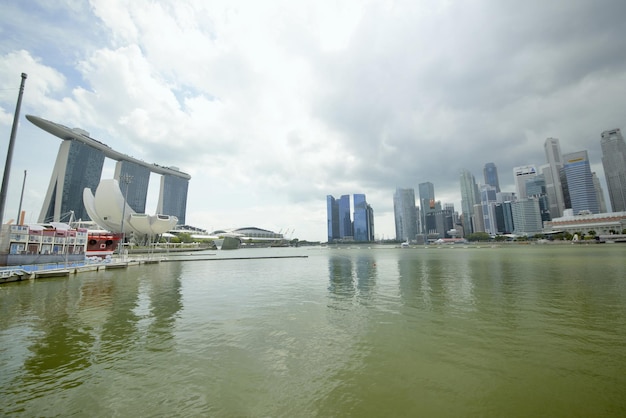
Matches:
[[513, 165, 538, 200], [543, 138, 566, 218], [393, 188, 418, 242], [459, 169, 480, 234], [512, 198, 543, 235], [592, 172, 608, 213], [600, 129, 626, 212]]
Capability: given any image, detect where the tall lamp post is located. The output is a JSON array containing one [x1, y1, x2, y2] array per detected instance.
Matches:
[[0, 73, 27, 226], [119, 174, 132, 259]]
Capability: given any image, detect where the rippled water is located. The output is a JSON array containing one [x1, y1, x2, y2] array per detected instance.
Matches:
[[1, 245, 625, 417]]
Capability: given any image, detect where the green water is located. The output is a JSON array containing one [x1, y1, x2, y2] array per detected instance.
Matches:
[[1, 245, 625, 417]]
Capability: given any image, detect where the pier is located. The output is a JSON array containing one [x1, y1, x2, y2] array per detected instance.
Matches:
[[0, 253, 308, 284]]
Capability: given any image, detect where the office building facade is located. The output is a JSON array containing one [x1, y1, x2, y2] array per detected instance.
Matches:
[[425, 207, 455, 238], [353, 194, 371, 242], [483, 162, 501, 193], [40, 139, 105, 222], [327, 194, 374, 242], [480, 184, 498, 235], [157, 174, 189, 225], [592, 172, 608, 213], [114, 160, 151, 214], [327, 196, 340, 242], [393, 188, 418, 242], [418, 182, 435, 235], [512, 198, 543, 235], [338, 195, 352, 238], [600, 128, 626, 212], [543, 138, 566, 217], [513, 165, 538, 200], [563, 150, 599, 215], [459, 169, 480, 234]]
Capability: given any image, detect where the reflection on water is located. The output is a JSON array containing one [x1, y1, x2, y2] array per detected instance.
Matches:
[[1, 246, 626, 416], [328, 253, 377, 299], [0, 263, 185, 416]]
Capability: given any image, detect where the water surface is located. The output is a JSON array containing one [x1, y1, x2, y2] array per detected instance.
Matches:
[[1, 245, 625, 416]]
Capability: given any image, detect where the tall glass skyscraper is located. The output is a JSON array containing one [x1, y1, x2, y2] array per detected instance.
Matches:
[[40, 140, 105, 222], [157, 174, 189, 224], [326, 195, 340, 242], [563, 151, 599, 215], [353, 194, 370, 242], [459, 169, 480, 234], [483, 162, 500, 193], [327, 195, 353, 241], [543, 137, 566, 218], [338, 195, 352, 238], [114, 160, 151, 214], [418, 182, 435, 235], [480, 184, 498, 235], [600, 128, 626, 212], [393, 188, 417, 242]]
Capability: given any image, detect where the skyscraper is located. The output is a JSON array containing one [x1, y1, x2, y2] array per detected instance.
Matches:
[[327, 195, 353, 241], [513, 165, 537, 200], [563, 151, 599, 214], [483, 162, 500, 193], [326, 195, 339, 242], [338, 195, 352, 238], [592, 172, 608, 213], [600, 128, 626, 212], [353, 194, 371, 242], [393, 188, 418, 242], [512, 198, 543, 235], [418, 182, 435, 235], [525, 175, 551, 222], [114, 160, 151, 214], [40, 139, 105, 222], [543, 137, 566, 217], [480, 184, 498, 235], [459, 169, 480, 234], [157, 174, 189, 224]]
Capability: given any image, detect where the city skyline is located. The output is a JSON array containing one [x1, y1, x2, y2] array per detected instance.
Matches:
[[2, 1, 626, 242]]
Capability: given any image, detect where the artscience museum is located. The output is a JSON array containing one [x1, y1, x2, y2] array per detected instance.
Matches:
[[83, 179, 178, 236]]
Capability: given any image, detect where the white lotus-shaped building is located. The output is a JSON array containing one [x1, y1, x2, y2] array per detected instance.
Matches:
[[83, 179, 178, 235]]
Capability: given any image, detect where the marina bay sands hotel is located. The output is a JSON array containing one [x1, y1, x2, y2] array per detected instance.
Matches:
[[26, 115, 190, 225]]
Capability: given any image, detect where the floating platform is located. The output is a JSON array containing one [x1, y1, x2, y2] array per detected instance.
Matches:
[[33, 269, 71, 279], [105, 262, 128, 270]]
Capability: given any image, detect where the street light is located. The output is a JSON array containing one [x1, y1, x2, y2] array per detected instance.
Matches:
[[119, 174, 132, 259]]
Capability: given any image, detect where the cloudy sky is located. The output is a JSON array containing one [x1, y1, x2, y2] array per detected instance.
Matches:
[[1, 0, 626, 241]]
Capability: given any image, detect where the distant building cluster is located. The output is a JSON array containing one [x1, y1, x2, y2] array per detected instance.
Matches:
[[391, 128, 626, 241], [326, 194, 374, 243]]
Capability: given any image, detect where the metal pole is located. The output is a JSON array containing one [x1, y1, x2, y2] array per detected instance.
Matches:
[[16, 170, 27, 225], [119, 174, 132, 259], [0, 73, 27, 225]]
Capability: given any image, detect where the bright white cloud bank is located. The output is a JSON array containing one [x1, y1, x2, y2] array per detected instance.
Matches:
[[1, 0, 626, 241]]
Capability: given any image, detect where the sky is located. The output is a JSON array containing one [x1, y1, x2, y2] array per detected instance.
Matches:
[[1, 0, 626, 242]]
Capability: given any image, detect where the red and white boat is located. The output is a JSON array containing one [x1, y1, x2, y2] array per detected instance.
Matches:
[[86, 230, 123, 257]]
